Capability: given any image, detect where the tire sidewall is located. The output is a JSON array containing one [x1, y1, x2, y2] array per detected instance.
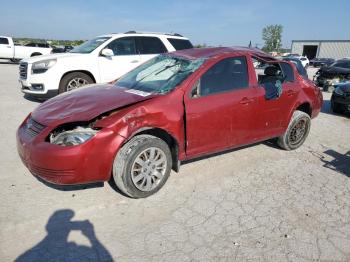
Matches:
[[58, 72, 93, 94], [283, 111, 311, 150], [116, 136, 172, 198]]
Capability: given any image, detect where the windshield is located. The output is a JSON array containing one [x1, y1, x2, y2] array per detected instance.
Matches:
[[116, 55, 206, 94], [70, 36, 111, 54]]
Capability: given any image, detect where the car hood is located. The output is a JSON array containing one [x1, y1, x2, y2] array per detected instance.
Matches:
[[321, 66, 350, 74], [22, 52, 87, 64], [31, 85, 158, 126]]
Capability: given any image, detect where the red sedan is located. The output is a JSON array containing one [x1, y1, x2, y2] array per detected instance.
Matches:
[[17, 47, 323, 198]]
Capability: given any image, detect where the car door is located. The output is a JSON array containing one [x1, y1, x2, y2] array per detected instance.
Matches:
[[184, 55, 259, 158], [252, 59, 299, 139], [98, 37, 142, 83], [0, 37, 13, 59], [136, 36, 168, 64]]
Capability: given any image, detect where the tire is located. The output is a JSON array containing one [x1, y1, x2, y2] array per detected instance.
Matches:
[[58, 72, 94, 93], [331, 100, 344, 114], [113, 135, 172, 198], [277, 110, 311, 151]]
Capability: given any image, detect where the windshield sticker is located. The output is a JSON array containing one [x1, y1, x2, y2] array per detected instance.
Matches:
[[125, 89, 151, 97]]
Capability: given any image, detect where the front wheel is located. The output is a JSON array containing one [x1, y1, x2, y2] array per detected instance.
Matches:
[[277, 110, 311, 150], [58, 72, 94, 93], [113, 135, 172, 198]]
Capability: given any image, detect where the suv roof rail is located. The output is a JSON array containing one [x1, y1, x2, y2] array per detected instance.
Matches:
[[123, 31, 183, 37]]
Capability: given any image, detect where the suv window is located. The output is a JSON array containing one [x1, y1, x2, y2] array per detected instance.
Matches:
[[198, 56, 249, 97], [137, 37, 167, 54], [37, 43, 49, 48], [0, 37, 9, 45], [107, 37, 137, 56], [25, 43, 37, 47], [167, 38, 193, 50], [279, 62, 295, 82]]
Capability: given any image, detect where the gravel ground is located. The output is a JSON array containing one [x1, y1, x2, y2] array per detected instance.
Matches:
[[0, 62, 349, 261]]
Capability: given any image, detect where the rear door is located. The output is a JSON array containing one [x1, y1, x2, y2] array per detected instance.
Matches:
[[0, 37, 13, 59], [184, 55, 259, 157], [98, 37, 142, 82]]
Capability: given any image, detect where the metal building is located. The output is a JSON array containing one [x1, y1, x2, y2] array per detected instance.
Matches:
[[291, 40, 350, 60]]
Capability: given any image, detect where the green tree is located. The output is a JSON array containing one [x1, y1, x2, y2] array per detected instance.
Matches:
[[262, 24, 283, 52]]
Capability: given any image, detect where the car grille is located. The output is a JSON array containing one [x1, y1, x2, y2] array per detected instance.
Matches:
[[24, 117, 46, 137], [19, 62, 28, 79]]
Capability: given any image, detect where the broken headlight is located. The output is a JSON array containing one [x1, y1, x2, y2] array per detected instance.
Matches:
[[50, 127, 98, 146]]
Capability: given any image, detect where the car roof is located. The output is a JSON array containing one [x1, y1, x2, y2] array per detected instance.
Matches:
[[170, 47, 276, 60], [99, 32, 189, 40]]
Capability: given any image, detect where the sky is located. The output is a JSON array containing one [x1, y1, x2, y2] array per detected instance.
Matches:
[[1, 0, 350, 48]]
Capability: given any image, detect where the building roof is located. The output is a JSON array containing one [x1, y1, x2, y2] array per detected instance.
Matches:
[[292, 40, 350, 43]]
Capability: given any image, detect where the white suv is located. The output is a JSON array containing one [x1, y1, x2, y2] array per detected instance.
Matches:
[[19, 31, 193, 99]]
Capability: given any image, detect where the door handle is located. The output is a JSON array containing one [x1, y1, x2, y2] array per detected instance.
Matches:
[[130, 60, 139, 63], [239, 97, 254, 105]]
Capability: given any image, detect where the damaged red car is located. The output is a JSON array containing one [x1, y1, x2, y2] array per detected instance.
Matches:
[[17, 47, 323, 198]]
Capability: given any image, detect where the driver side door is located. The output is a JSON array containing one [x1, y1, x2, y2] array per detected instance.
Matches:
[[98, 37, 142, 83]]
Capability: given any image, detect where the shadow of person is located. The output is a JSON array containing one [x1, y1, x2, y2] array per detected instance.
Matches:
[[15, 209, 114, 262], [321, 150, 350, 177]]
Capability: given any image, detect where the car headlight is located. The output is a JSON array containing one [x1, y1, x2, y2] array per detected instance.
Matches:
[[32, 59, 57, 74], [334, 87, 344, 96], [50, 127, 98, 146]]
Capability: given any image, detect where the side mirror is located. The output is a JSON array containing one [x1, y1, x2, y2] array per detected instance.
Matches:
[[101, 48, 114, 57]]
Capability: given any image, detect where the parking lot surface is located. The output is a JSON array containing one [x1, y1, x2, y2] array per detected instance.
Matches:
[[0, 62, 349, 261]]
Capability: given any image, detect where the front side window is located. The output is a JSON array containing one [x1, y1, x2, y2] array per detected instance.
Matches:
[[137, 37, 167, 54], [70, 36, 111, 54], [117, 54, 205, 94], [0, 37, 9, 45], [198, 56, 249, 97], [107, 37, 136, 56]]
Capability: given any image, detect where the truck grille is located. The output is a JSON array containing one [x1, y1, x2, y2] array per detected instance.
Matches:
[[24, 117, 46, 137], [19, 62, 28, 79]]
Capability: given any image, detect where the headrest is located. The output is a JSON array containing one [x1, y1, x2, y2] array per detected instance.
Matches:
[[264, 66, 279, 76]]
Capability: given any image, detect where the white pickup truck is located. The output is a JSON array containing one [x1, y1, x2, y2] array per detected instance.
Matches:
[[0, 36, 52, 62]]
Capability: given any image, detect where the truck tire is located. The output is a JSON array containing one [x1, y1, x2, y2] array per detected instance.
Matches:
[[277, 110, 311, 151], [58, 72, 94, 93], [113, 135, 172, 198], [331, 100, 344, 114]]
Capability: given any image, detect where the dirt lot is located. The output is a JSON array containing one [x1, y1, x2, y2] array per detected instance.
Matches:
[[0, 62, 349, 261]]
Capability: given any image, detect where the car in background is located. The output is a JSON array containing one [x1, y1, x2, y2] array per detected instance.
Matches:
[[17, 47, 322, 198], [282, 57, 308, 78], [292, 56, 309, 68], [310, 58, 335, 67], [51, 45, 74, 53], [314, 59, 350, 92], [331, 83, 350, 114], [18, 31, 193, 99], [0, 36, 52, 62]]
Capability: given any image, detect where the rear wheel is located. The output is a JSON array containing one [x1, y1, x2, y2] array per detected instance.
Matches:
[[277, 110, 311, 150], [113, 135, 172, 198], [58, 72, 94, 93]]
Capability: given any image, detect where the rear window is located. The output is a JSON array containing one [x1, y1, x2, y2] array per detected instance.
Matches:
[[167, 38, 193, 50], [137, 37, 167, 54], [0, 37, 9, 45], [279, 62, 295, 82]]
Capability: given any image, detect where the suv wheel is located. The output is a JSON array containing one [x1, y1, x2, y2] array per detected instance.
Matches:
[[331, 100, 344, 114], [59, 72, 93, 93], [113, 135, 172, 198], [277, 110, 311, 150]]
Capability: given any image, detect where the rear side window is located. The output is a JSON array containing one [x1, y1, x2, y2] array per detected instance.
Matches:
[[137, 37, 167, 54], [0, 37, 9, 45], [167, 38, 193, 50], [199, 56, 249, 96], [279, 62, 295, 82], [107, 37, 137, 56]]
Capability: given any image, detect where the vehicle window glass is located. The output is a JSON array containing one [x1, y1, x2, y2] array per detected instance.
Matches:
[[332, 62, 350, 69], [279, 62, 294, 82], [138, 37, 167, 54], [25, 43, 36, 47], [70, 36, 111, 54], [199, 56, 249, 96], [106, 37, 136, 56], [167, 38, 193, 50], [0, 37, 9, 45]]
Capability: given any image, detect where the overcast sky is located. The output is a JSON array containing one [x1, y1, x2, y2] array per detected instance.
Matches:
[[1, 0, 349, 48]]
